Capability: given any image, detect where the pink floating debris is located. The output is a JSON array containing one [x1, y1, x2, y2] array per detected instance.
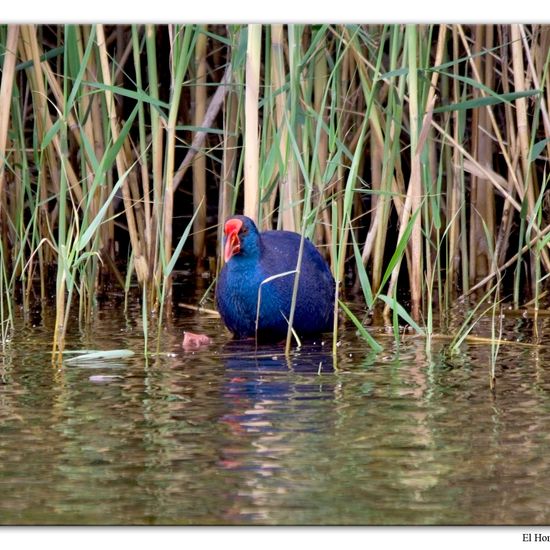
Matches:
[[182, 331, 212, 350]]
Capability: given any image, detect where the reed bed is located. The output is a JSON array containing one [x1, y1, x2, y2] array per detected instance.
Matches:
[[0, 24, 549, 351]]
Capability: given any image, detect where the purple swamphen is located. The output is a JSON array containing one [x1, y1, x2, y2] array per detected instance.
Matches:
[[216, 215, 335, 340]]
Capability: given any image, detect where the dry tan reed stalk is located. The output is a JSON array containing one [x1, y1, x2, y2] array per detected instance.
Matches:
[[187, 62, 234, 266], [368, 137, 382, 234], [75, 27, 99, 200], [434, 115, 550, 290], [173, 65, 232, 192], [468, 26, 483, 284], [437, 121, 524, 211], [280, 25, 304, 232], [353, 38, 407, 294], [464, 221, 550, 298], [270, 24, 293, 231], [422, 332, 540, 348], [511, 23, 550, 292], [447, 26, 462, 293], [470, 26, 496, 284], [178, 303, 220, 316], [511, 24, 537, 213], [144, 24, 163, 284], [407, 26, 422, 322], [18, 26, 59, 269], [24, 27, 86, 206], [123, 139, 147, 242], [427, 26, 446, 108], [192, 28, 207, 260], [541, 27, 550, 159], [74, 26, 110, 272], [312, 38, 331, 248], [492, 26, 519, 272], [269, 29, 285, 153], [519, 26, 550, 158], [219, 87, 239, 257], [18, 26, 60, 194], [383, 93, 436, 321], [423, 25, 447, 306], [0, 25, 19, 245], [426, 28, 445, 205], [96, 24, 148, 283], [458, 25, 550, 274], [456, 27, 523, 198], [244, 24, 261, 223], [128, 26, 152, 277]]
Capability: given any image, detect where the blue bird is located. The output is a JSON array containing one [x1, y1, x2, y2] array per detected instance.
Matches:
[[216, 215, 335, 340]]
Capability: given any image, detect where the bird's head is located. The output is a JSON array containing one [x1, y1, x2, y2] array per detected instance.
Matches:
[[223, 215, 260, 262]]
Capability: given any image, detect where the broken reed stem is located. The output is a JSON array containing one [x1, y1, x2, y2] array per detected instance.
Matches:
[[173, 65, 232, 192]]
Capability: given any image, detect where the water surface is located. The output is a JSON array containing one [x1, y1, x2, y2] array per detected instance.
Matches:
[[1, 296, 550, 525]]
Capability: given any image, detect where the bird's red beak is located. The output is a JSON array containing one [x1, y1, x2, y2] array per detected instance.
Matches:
[[224, 218, 243, 262]]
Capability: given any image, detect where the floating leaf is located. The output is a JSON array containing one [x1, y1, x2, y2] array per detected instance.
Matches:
[[89, 375, 124, 383], [64, 350, 135, 364]]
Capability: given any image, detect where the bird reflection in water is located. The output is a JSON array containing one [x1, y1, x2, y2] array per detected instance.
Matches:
[[217, 339, 337, 522]]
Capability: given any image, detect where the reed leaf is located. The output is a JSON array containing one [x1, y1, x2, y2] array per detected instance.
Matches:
[[338, 299, 383, 352]]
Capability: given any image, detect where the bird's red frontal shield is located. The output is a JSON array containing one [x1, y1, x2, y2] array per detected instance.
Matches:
[[224, 218, 243, 262]]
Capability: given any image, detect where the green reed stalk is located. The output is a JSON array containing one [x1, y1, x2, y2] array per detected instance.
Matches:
[[145, 24, 163, 297], [368, 26, 405, 295], [157, 25, 197, 323], [0, 244, 12, 344], [131, 25, 153, 283], [489, 286, 503, 391]]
